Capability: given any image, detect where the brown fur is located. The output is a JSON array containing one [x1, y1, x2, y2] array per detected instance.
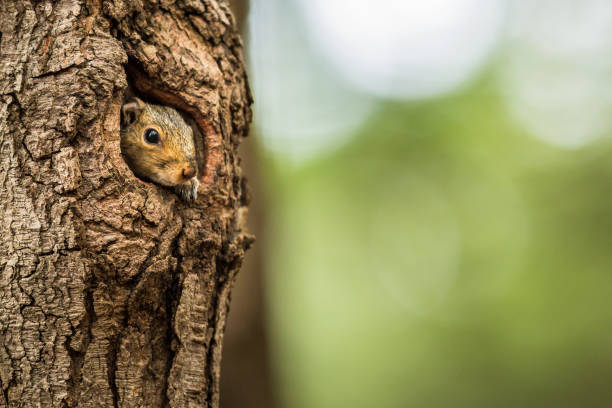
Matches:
[[120, 98, 200, 200]]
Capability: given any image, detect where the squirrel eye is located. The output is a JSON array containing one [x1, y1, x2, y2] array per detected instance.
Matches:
[[144, 128, 161, 145]]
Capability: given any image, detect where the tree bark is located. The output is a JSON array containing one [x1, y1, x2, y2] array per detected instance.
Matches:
[[0, 1, 252, 407]]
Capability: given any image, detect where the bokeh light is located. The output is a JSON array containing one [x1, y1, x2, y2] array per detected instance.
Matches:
[[297, 0, 505, 99], [249, 0, 374, 162], [501, 0, 612, 148], [369, 172, 461, 315], [240, 1, 612, 407]]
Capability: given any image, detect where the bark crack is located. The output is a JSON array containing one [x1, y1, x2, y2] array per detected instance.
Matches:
[[162, 231, 183, 407], [108, 334, 120, 408], [31, 64, 81, 80]]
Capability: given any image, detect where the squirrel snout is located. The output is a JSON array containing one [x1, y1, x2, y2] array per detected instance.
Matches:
[[182, 167, 196, 180]]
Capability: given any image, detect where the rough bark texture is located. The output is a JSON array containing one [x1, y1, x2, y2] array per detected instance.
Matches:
[[0, 1, 253, 407]]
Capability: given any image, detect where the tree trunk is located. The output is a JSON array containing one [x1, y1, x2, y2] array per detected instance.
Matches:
[[0, 1, 252, 407]]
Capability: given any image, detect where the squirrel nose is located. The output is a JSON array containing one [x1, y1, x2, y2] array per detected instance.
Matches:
[[182, 167, 196, 179]]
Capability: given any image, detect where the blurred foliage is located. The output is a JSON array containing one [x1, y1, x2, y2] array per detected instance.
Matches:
[[259, 71, 612, 408]]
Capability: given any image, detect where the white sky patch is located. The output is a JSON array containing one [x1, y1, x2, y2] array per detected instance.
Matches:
[[297, 0, 505, 99], [501, 0, 612, 148], [248, 0, 374, 163]]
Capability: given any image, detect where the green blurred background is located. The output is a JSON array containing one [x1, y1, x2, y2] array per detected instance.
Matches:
[[223, 1, 612, 407]]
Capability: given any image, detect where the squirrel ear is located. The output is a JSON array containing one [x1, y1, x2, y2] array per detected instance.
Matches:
[[121, 97, 145, 127]]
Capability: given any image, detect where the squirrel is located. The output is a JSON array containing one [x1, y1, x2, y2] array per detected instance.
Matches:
[[120, 97, 200, 201]]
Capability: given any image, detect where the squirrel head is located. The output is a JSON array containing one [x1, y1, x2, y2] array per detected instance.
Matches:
[[120, 97, 198, 189]]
